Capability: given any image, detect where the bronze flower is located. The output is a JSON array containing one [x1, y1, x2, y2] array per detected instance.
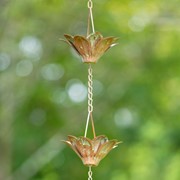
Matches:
[[61, 32, 118, 63], [62, 135, 121, 166]]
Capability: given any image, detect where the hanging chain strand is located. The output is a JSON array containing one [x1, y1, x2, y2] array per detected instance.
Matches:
[[88, 166, 93, 180], [84, 1, 96, 138], [87, 0, 95, 34], [84, 64, 96, 138], [88, 64, 93, 113], [88, 65, 96, 138]]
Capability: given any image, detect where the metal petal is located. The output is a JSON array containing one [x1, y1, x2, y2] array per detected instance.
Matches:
[[79, 136, 92, 146], [94, 37, 117, 53], [73, 36, 91, 60], [67, 136, 84, 156], [63, 34, 81, 55], [75, 137, 93, 157], [95, 140, 119, 160], [92, 37, 118, 61], [67, 135, 78, 145], [88, 32, 103, 47], [92, 135, 108, 153]]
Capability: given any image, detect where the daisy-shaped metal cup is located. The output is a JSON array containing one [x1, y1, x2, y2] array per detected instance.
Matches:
[[62, 135, 121, 167], [61, 32, 118, 63]]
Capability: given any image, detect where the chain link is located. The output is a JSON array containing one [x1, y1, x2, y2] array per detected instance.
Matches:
[[88, 0, 93, 9], [88, 166, 93, 180], [87, 0, 95, 33]]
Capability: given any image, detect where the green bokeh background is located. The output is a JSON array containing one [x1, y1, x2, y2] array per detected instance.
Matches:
[[0, 0, 180, 179]]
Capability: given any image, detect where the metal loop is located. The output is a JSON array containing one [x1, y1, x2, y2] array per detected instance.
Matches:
[[88, 0, 93, 9], [87, 0, 95, 33]]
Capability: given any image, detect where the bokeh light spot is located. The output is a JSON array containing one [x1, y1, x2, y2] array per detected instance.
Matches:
[[128, 15, 149, 32], [114, 108, 134, 128], [67, 80, 87, 103], [16, 60, 33, 77], [19, 36, 42, 60], [0, 53, 11, 71], [51, 88, 67, 105], [41, 63, 64, 81]]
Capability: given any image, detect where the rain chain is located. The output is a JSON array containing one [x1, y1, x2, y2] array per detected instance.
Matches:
[[61, 0, 121, 179]]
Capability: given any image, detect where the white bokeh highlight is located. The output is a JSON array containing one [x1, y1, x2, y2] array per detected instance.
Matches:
[[0, 53, 11, 71], [19, 36, 42, 60], [41, 63, 64, 81], [16, 60, 33, 77], [114, 108, 134, 128], [67, 80, 87, 103]]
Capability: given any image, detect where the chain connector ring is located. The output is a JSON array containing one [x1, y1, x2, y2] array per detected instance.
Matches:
[[88, 0, 93, 9]]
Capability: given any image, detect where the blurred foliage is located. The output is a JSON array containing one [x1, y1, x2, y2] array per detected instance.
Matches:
[[0, 0, 180, 179]]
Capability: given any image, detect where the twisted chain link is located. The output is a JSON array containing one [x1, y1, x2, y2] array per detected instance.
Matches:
[[84, 64, 93, 137], [88, 65, 93, 113], [88, 166, 93, 180]]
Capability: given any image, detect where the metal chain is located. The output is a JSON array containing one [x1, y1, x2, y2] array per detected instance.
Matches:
[[88, 65, 93, 113], [87, 0, 95, 33], [84, 64, 93, 137], [88, 166, 93, 180]]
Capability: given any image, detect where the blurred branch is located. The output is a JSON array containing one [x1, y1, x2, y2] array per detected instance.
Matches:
[[7, 132, 65, 180]]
